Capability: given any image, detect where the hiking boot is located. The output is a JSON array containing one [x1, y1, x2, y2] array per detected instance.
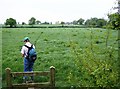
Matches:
[[26, 80, 33, 83]]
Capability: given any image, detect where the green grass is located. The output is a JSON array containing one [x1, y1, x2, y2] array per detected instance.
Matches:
[[0, 28, 2, 88], [2, 28, 119, 87]]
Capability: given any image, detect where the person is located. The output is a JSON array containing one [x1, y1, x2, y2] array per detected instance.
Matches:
[[21, 37, 35, 83]]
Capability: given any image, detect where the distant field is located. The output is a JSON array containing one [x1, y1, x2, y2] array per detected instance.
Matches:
[[2, 28, 119, 87], [2, 24, 85, 28]]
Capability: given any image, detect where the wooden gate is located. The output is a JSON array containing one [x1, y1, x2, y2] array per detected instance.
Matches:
[[5, 66, 55, 88]]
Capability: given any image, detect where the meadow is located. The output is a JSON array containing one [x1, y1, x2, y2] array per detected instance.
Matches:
[[0, 28, 2, 88], [2, 28, 119, 87]]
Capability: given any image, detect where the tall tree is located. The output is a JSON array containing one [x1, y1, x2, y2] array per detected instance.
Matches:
[[72, 20, 78, 25], [5, 18, 17, 27], [84, 18, 98, 27], [22, 22, 26, 25], [118, 0, 120, 13], [61, 21, 65, 27], [28, 17, 36, 25], [84, 19, 91, 26], [114, 0, 120, 14], [90, 18, 98, 27], [97, 19, 107, 28], [106, 0, 120, 30], [85, 18, 107, 28], [77, 18, 85, 25], [108, 13, 120, 30]]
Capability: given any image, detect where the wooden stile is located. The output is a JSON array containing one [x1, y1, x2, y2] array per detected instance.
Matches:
[[5, 68, 12, 87], [50, 66, 55, 87], [5, 66, 55, 88]]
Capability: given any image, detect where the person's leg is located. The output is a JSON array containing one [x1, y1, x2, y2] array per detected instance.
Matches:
[[29, 61, 34, 71], [29, 61, 34, 81], [23, 58, 29, 82]]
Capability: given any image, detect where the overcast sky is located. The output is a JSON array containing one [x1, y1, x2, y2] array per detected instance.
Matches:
[[0, 0, 117, 24]]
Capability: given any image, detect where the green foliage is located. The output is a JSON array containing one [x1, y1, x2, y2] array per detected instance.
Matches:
[[97, 19, 107, 28], [77, 18, 85, 25], [72, 20, 78, 25], [5, 18, 17, 27], [85, 18, 107, 28], [28, 17, 36, 25], [22, 22, 26, 25], [2, 28, 118, 87], [0, 29, 2, 88], [41, 21, 49, 24], [68, 29, 118, 87], [36, 20, 41, 24], [61, 22, 65, 27], [107, 13, 120, 30]]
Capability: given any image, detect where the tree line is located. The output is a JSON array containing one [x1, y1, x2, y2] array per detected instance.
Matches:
[[3, 0, 120, 29], [4, 13, 120, 30]]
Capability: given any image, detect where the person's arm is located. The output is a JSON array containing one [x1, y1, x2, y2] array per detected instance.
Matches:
[[21, 53, 24, 57], [21, 46, 25, 57], [33, 45, 35, 49]]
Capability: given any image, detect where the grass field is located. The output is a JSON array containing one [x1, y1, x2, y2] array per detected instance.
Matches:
[[2, 28, 119, 87], [0, 28, 2, 88]]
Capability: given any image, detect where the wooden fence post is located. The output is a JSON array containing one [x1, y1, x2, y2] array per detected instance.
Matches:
[[5, 68, 12, 87], [50, 66, 55, 87]]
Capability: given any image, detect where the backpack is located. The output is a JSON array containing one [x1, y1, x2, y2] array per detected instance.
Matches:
[[24, 44, 37, 62]]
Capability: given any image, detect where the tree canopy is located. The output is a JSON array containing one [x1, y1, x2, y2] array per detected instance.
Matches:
[[28, 17, 36, 25], [36, 20, 41, 24], [107, 13, 120, 30], [77, 18, 85, 25], [84, 18, 107, 28], [5, 18, 17, 27]]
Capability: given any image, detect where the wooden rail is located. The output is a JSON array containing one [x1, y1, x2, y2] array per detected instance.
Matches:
[[5, 66, 55, 88]]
